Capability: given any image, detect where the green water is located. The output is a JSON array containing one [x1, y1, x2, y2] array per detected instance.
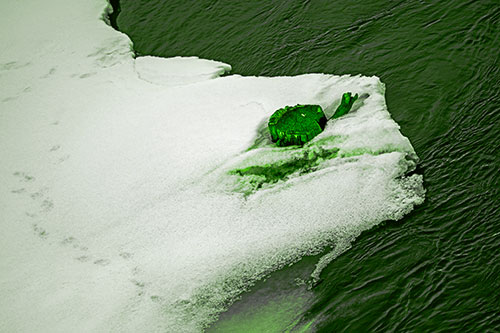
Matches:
[[115, 0, 499, 331]]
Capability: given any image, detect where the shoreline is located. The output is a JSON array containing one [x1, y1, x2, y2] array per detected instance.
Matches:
[[107, 0, 121, 31], [97, 2, 424, 330]]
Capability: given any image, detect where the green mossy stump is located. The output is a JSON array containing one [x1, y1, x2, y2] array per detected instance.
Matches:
[[268, 92, 358, 147]]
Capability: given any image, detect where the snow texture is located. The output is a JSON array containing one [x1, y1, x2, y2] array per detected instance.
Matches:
[[135, 56, 232, 86], [0, 0, 424, 332]]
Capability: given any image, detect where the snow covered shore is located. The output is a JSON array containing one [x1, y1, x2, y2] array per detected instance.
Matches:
[[0, 0, 423, 331]]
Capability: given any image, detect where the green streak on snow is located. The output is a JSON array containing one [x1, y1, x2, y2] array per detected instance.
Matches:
[[229, 139, 404, 196]]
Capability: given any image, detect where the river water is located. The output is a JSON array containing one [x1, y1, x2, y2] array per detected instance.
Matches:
[[113, 0, 499, 331]]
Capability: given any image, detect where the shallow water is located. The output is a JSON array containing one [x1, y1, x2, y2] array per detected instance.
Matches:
[[115, 0, 499, 331]]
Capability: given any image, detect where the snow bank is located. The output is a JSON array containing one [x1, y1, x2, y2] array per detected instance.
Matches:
[[135, 56, 231, 86], [0, 0, 424, 332]]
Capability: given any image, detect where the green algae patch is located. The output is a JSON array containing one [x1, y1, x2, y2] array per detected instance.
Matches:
[[228, 139, 409, 197], [229, 147, 339, 196], [339, 145, 403, 158], [231, 148, 339, 182]]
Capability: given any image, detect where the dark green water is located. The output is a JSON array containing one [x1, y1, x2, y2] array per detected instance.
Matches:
[[114, 0, 499, 331]]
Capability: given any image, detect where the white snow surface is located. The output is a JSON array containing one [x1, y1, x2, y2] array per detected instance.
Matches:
[[134, 56, 232, 86], [0, 0, 424, 332]]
